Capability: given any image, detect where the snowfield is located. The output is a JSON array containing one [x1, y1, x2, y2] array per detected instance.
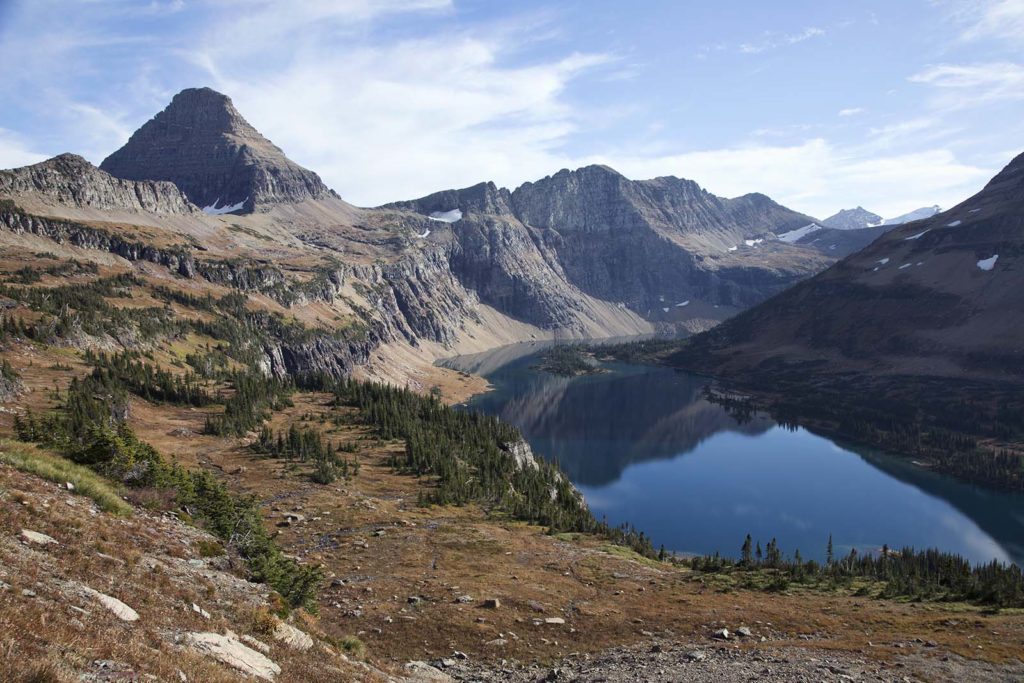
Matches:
[[203, 198, 247, 215], [904, 229, 930, 241], [776, 223, 822, 243], [428, 208, 463, 223], [977, 255, 998, 271]]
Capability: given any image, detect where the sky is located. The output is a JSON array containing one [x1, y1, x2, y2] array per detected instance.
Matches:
[[0, 0, 1022, 218]]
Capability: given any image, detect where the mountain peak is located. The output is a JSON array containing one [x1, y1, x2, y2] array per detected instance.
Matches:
[[822, 206, 883, 230], [100, 87, 334, 213]]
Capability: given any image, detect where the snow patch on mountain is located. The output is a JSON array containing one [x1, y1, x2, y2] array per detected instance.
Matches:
[[203, 197, 247, 215], [977, 255, 998, 271], [428, 208, 462, 223], [776, 223, 822, 243]]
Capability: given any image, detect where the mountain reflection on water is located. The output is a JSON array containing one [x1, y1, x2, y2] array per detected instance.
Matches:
[[442, 343, 1024, 566]]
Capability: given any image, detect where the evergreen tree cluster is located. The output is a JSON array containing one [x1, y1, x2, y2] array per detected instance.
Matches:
[[323, 376, 656, 557], [7, 259, 98, 284], [84, 350, 212, 406], [253, 424, 359, 484], [204, 372, 294, 437], [0, 274, 188, 343], [691, 534, 1023, 608]]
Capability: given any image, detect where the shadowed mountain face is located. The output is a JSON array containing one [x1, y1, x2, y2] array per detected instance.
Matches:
[[100, 88, 334, 213], [669, 150, 1024, 384]]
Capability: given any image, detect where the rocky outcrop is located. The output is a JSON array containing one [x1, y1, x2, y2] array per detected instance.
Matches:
[[185, 631, 281, 680], [0, 206, 196, 276], [0, 154, 196, 215], [101, 88, 335, 213]]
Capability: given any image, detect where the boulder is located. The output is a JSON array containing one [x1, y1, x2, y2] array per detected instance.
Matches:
[[81, 586, 139, 622], [403, 660, 453, 681], [273, 621, 313, 651], [185, 631, 280, 681], [20, 529, 58, 546]]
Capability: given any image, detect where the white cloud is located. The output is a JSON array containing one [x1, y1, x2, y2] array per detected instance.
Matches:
[[194, 14, 612, 205], [909, 62, 1024, 107], [958, 0, 1024, 43], [0, 129, 48, 170], [838, 107, 865, 117], [739, 27, 825, 54], [578, 139, 991, 219]]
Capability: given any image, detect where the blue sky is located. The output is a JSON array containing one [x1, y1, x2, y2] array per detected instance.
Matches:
[[0, 0, 1021, 217]]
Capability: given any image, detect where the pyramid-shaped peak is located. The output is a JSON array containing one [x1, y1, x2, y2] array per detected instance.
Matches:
[[100, 87, 334, 213], [157, 88, 256, 134]]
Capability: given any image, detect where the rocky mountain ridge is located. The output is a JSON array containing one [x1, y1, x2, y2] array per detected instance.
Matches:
[[0, 153, 196, 215], [3, 87, 867, 385], [671, 150, 1024, 382]]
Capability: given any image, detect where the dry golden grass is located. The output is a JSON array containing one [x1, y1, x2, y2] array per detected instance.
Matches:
[[0, 439, 131, 515]]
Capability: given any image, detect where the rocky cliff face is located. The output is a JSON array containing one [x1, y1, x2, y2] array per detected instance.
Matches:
[[100, 88, 334, 213], [0, 154, 196, 215], [387, 165, 829, 329]]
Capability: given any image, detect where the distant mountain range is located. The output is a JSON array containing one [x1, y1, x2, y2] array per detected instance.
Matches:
[[0, 86, 860, 360], [822, 205, 942, 230]]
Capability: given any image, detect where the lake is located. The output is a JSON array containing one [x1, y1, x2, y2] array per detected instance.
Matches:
[[442, 343, 1024, 567]]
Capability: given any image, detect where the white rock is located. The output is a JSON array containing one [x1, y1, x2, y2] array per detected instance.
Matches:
[[404, 660, 453, 681], [20, 529, 57, 545], [82, 586, 139, 622], [544, 617, 566, 625], [192, 603, 211, 619], [240, 634, 272, 654], [186, 632, 280, 680], [273, 621, 314, 651]]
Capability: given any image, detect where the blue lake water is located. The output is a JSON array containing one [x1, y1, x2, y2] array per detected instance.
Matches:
[[442, 343, 1024, 566]]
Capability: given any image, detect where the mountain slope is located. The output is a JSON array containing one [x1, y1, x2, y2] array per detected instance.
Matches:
[[101, 87, 335, 213], [0, 153, 197, 216], [4, 86, 845, 389], [883, 205, 941, 225], [671, 150, 1024, 381]]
